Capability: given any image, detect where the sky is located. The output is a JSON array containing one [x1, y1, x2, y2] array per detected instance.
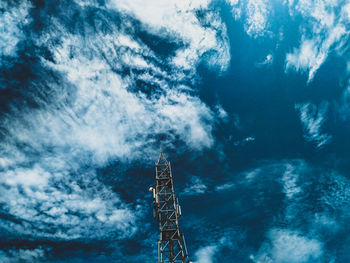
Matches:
[[1, 0, 350, 262]]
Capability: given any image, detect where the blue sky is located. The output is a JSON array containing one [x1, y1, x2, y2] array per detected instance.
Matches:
[[1, 0, 350, 262]]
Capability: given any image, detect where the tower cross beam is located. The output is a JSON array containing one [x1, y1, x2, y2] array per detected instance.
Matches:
[[150, 153, 191, 263]]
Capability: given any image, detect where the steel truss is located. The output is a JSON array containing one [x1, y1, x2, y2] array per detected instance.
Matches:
[[150, 153, 190, 263]]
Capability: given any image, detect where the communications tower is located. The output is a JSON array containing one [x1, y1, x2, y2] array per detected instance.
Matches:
[[149, 153, 191, 263]]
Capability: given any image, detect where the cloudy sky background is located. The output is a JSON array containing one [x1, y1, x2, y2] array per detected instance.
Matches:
[[1, 0, 350, 262]]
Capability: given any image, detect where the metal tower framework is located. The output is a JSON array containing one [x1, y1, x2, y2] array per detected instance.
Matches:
[[150, 153, 190, 263]]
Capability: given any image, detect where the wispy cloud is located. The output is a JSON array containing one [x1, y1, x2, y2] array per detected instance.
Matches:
[[245, 0, 270, 38], [193, 235, 236, 263], [182, 176, 208, 196], [194, 244, 218, 263], [226, 0, 270, 38], [256, 53, 273, 67], [241, 159, 350, 260], [295, 102, 332, 147], [215, 182, 235, 191], [0, 1, 32, 57], [251, 228, 323, 263], [281, 164, 302, 199], [0, 0, 231, 251], [242, 163, 325, 263], [209, 158, 350, 261], [0, 248, 46, 263], [285, 0, 349, 82], [227, 0, 349, 82], [233, 136, 255, 146], [106, 0, 231, 73], [215, 104, 229, 122], [185, 159, 350, 261]]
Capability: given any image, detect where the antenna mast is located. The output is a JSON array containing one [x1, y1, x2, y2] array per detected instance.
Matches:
[[149, 153, 191, 263]]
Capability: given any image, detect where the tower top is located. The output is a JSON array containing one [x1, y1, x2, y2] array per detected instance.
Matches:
[[156, 152, 168, 166], [151, 152, 190, 262]]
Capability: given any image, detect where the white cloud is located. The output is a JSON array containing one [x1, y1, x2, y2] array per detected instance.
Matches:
[[183, 176, 208, 196], [313, 213, 338, 231], [194, 244, 218, 263], [244, 167, 261, 182], [286, 39, 324, 81], [106, 0, 231, 72], [0, 248, 46, 263], [227, 0, 350, 81], [215, 104, 229, 122], [193, 159, 350, 262], [281, 164, 302, 199], [257, 53, 273, 67], [31, 15, 221, 160], [215, 182, 235, 191], [233, 136, 255, 146], [193, 235, 235, 263], [241, 160, 350, 260], [0, 164, 137, 239], [226, 0, 270, 38], [227, 0, 349, 82], [245, 0, 270, 38], [226, 0, 242, 20], [252, 229, 323, 263], [285, 0, 349, 82], [295, 102, 331, 147], [3, 165, 50, 187], [0, 0, 230, 243], [0, 1, 32, 57]]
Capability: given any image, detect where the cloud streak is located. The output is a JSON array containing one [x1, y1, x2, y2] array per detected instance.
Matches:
[[227, 0, 349, 82], [285, 0, 350, 82], [295, 102, 331, 147], [182, 176, 208, 196]]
